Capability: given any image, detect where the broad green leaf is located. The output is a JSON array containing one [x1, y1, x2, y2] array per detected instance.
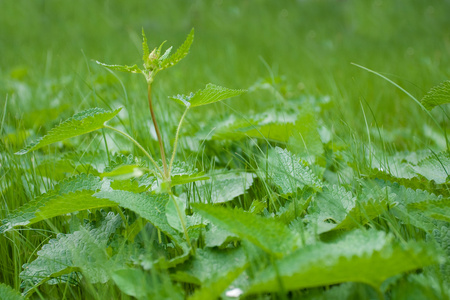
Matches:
[[93, 189, 184, 245], [165, 195, 186, 233], [171, 172, 209, 186], [0, 283, 25, 300], [306, 185, 356, 234], [192, 203, 301, 257], [408, 198, 450, 222], [246, 229, 442, 294], [189, 265, 247, 300], [100, 164, 145, 180], [430, 225, 449, 284], [266, 147, 323, 196], [390, 273, 450, 300], [16, 108, 122, 155], [205, 223, 239, 248], [161, 28, 194, 69], [20, 213, 122, 288], [112, 268, 185, 300], [171, 247, 246, 285], [0, 174, 116, 233], [287, 105, 324, 157], [170, 83, 246, 108], [421, 80, 450, 110], [112, 268, 152, 299], [195, 172, 255, 204], [412, 151, 449, 184], [95, 61, 142, 74]]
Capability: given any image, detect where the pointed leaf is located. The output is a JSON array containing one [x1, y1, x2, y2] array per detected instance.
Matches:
[[161, 28, 194, 69], [267, 147, 323, 195], [195, 172, 255, 204], [0, 174, 116, 233], [141, 28, 150, 63], [189, 84, 246, 107], [20, 213, 122, 287], [0, 283, 25, 300], [16, 108, 122, 155], [421, 80, 450, 110], [93, 189, 183, 245], [192, 203, 301, 257], [246, 230, 442, 294], [412, 151, 449, 184]]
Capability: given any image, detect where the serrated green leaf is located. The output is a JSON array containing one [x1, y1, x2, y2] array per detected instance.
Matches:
[[306, 185, 356, 234], [0, 283, 25, 300], [93, 189, 183, 245], [96, 61, 142, 74], [287, 105, 324, 157], [161, 28, 194, 69], [0, 174, 116, 233], [171, 172, 209, 186], [165, 195, 186, 233], [267, 147, 323, 196], [189, 265, 247, 300], [421, 80, 450, 110], [171, 84, 246, 108], [195, 172, 255, 204], [246, 229, 442, 294], [412, 151, 449, 184], [171, 247, 246, 285], [141, 28, 150, 63], [100, 164, 145, 180], [16, 108, 122, 155], [192, 203, 301, 257], [20, 213, 122, 288]]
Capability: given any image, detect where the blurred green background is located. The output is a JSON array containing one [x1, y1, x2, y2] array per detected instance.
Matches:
[[1, 0, 449, 150]]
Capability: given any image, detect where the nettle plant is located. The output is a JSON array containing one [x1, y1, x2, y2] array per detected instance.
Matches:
[[1, 29, 449, 299], [10, 29, 244, 250]]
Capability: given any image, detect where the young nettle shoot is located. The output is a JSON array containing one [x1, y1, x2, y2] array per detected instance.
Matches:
[[16, 28, 246, 250]]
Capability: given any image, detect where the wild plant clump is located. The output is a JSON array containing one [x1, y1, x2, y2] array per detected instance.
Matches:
[[1, 28, 449, 300]]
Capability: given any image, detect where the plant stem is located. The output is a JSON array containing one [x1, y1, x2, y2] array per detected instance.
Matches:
[[147, 84, 169, 179], [169, 107, 189, 176], [168, 191, 192, 251], [104, 124, 164, 178]]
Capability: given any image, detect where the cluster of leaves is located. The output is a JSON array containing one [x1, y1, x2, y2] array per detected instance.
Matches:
[[1, 30, 449, 300]]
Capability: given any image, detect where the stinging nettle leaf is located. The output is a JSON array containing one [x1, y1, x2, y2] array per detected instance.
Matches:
[[192, 203, 301, 257], [16, 107, 122, 155], [0, 283, 25, 300], [170, 84, 246, 108], [246, 229, 442, 294], [20, 213, 122, 288], [0, 174, 116, 233], [421, 80, 450, 110], [93, 189, 184, 245], [161, 28, 194, 70]]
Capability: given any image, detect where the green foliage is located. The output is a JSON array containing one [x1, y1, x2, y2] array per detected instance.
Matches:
[[93, 189, 184, 246], [421, 80, 450, 110], [111, 268, 185, 300], [246, 229, 442, 294], [15, 108, 121, 155], [161, 28, 194, 70], [266, 147, 323, 196], [194, 172, 255, 204], [0, 283, 25, 300], [20, 213, 122, 292], [193, 203, 301, 256], [170, 83, 246, 108], [0, 174, 116, 233]]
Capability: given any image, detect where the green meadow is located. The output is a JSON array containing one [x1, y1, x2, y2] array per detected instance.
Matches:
[[1, 1, 449, 299]]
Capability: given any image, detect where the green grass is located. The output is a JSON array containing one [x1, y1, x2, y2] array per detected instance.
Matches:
[[1, 0, 449, 299]]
